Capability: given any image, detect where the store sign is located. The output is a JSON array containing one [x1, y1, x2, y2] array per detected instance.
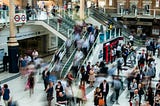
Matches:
[[16, 31, 47, 40]]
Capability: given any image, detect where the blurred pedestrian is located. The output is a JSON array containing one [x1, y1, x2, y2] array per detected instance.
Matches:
[[65, 37, 72, 58], [42, 67, 50, 91], [2, 84, 10, 106], [111, 76, 121, 104], [46, 81, 54, 106], [28, 72, 35, 97]]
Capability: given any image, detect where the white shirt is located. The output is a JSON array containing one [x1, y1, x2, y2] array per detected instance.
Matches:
[[129, 35, 134, 41]]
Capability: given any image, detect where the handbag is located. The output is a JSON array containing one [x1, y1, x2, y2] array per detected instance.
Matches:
[[99, 98, 105, 106]]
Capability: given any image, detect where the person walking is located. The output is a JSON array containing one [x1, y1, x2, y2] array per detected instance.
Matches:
[[2, 84, 10, 106], [99, 80, 109, 106], [46, 81, 54, 106], [42, 67, 50, 91], [111, 76, 122, 104], [28, 72, 35, 97]]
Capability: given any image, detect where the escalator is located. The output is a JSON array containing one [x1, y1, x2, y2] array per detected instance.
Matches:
[[89, 8, 143, 46], [60, 31, 88, 78]]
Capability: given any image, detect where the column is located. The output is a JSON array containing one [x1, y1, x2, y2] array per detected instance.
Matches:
[[138, 0, 142, 9], [58, 0, 63, 14], [105, 0, 109, 8], [8, 0, 19, 73], [80, 0, 85, 20], [126, 0, 130, 9]]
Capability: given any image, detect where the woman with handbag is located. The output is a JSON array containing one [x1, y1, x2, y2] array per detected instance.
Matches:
[[94, 87, 103, 106]]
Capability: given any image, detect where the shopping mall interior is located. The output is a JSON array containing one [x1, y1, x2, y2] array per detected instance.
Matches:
[[0, 0, 160, 106]]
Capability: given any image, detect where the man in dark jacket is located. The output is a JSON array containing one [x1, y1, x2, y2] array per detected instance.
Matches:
[[99, 80, 109, 106], [3, 53, 8, 71]]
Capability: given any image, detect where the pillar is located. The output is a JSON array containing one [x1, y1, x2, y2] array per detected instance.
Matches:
[[138, 0, 142, 9], [126, 0, 130, 9], [105, 0, 109, 8], [58, 0, 63, 14], [80, 0, 85, 20], [8, 0, 19, 73]]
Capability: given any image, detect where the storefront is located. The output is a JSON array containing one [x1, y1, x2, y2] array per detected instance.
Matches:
[[103, 37, 123, 64]]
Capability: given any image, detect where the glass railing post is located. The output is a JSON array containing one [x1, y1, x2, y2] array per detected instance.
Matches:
[[120, 8, 123, 16], [114, 27, 116, 38], [57, 22, 59, 31], [119, 29, 121, 37], [154, 9, 156, 18], [135, 9, 137, 16]]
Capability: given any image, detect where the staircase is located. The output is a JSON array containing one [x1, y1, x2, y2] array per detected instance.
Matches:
[[27, 16, 75, 41], [60, 31, 88, 79]]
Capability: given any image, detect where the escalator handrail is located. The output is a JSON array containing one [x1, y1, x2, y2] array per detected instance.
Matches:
[[90, 8, 143, 46], [60, 31, 88, 79], [48, 30, 75, 72]]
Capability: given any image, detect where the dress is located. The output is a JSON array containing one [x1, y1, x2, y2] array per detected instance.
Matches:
[[88, 70, 95, 82]]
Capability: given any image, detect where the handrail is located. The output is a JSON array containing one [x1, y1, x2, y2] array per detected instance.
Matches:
[[75, 32, 100, 81], [48, 30, 75, 72], [90, 8, 144, 46], [48, 43, 65, 72], [60, 31, 88, 79]]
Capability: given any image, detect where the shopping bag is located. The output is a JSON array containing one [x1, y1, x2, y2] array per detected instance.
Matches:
[[99, 98, 105, 106]]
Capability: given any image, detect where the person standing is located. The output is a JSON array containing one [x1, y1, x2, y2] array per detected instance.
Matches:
[[94, 87, 102, 106], [3, 53, 8, 72], [2, 84, 10, 106], [88, 66, 95, 87], [55, 81, 64, 102], [32, 49, 38, 61], [99, 80, 109, 106], [129, 33, 134, 46], [131, 89, 139, 106]]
